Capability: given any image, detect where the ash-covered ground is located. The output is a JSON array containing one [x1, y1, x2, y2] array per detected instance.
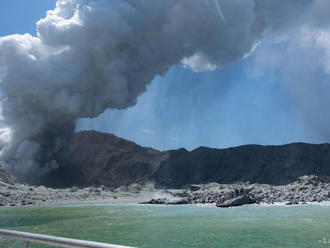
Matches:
[[1, 175, 330, 207], [0, 182, 156, 207]]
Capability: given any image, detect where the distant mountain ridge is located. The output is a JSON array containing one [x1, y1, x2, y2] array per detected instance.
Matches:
[[155, 142, 330, 188], [10, 131, 330, 188]]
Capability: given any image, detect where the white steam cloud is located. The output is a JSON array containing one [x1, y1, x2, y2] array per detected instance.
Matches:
[[0, 0, 329, 182]]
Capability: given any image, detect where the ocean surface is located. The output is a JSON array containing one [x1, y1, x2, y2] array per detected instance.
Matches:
[[0, 204, 330, 248]]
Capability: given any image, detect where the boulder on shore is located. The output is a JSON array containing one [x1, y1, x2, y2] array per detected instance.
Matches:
[[140, 197, 190, 205], [190, 184, 201, 191], [140, 198, 168, 204], [216, 194, 255, 208]]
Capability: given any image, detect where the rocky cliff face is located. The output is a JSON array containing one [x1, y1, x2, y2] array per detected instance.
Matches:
[[0, 164, 14, 185], [155, 143, 330, 188], [41, 131, 330, 189], [44, 130, 168, 188]]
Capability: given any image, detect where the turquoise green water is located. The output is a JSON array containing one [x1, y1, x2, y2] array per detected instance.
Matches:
[[0, 204, 330, 248]]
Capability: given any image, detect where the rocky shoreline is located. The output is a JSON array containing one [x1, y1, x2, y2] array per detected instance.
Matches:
[[142, 175, 330, 207], [1, 175, 330, 207], [0, 182, 156, 207]]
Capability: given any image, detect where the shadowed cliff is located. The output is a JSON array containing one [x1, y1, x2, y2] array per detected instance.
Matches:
[[20, 131, 330, 188], [155, 143, 330, 188], [43, 130, 169, 188]]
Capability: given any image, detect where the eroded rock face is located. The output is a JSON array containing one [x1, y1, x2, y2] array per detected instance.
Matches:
[[0, 165, 14, 185], [155, 143, 330, 188], [44, 130, 169, 188], [38, 131, 330, 189]]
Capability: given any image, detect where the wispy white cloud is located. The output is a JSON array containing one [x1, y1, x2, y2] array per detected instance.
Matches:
[[140, 129, 156, 135]]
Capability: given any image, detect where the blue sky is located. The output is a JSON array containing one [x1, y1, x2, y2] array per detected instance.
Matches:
[[0, 0, 56, 36], [0, 0, 327, 150]]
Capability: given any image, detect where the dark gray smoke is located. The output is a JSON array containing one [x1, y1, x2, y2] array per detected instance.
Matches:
[[0, 0, 329, 182]]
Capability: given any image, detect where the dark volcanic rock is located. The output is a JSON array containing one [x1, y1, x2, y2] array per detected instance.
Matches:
[[155, 143, 330, 188], [216, 194, 255, 208], [140, 197, 190, 205], [140, 198, 168, 204], [40, 131, 330, 189], [45, 130, 168, 188], [190, 184, 201, 191], [0, 165, 14, 185]]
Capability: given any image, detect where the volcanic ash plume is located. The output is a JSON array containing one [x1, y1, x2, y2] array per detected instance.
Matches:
[[0, 0, 325, 182], [0, 0, 261, 182]]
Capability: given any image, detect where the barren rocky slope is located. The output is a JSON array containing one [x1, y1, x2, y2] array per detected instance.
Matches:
[[0, 181, 156, 207], [20, 131, 330, 189], [3, 130, 330, 207], [0, 164, 14, 185], [44, 130, 168, 188], [2, 175, 330, 207], [144, 175, 330, 206], [155, 143, 330, 188]]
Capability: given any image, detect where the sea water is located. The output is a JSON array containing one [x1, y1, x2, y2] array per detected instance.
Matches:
[[0, 204, 330, 248]]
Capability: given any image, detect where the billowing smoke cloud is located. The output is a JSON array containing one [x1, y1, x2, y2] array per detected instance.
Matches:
[[0, 0, 329, 182]]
